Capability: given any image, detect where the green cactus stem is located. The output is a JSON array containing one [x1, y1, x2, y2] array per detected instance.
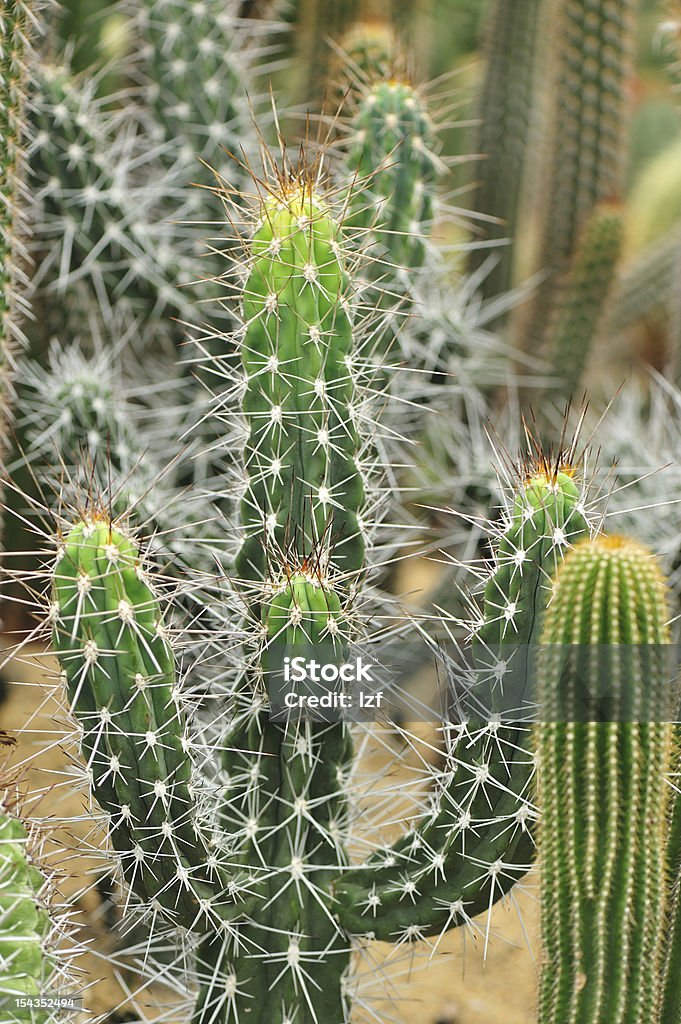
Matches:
[[207, 566, 354, 1024], [0, 793, 53, 1022], [136, 0, 252, 184], [537, 534, 672, 1024], [347, 76, 438, 274], [30, 62, 198, 346], [528, 0, 635, 350], [0, 2, 45, 481], [198, 170, 365, 1023], [661, 759, 681, 1024], [334, 463, 589, 940], [51, 513, 254, 927], [468, 0, 543, 301], [234, 180, 366, 585], [549, 202, 623, 402]]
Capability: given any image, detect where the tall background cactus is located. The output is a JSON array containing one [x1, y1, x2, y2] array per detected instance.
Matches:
[[0, 2, 47, 496]]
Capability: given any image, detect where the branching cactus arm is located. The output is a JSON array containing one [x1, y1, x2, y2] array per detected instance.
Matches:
[[334, 464, 590, 941], [51, 515, 257, 927], [345, 72, 441, 367]]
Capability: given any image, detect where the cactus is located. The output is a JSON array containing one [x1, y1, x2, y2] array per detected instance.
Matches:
[[548, 202, 623, 402], [21, 344, 139, 478], [661, 758, 681, 1023], [346, 74, 440, 362], [527, 0, 635, 351], [235, 181, 367, 584], [51, 513, 255, 927], [0, 790, 56, 1022], [17, 343, 238, 601], [347, 77, 438, 275], [132, 0, 255, 187], [537, 534, 672, 1023], [29, 62, 199, 347], [0, 2, 46, 485], [469, 0, 543, 300], [334, 461, 590, 939]]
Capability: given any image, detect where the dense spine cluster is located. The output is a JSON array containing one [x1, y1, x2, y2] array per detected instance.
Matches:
[[134, 0, 252, 185], [30, 63, 197, 344], [348, 78, 438, 275], [537, 534, 672, 1024], [206, 177, 364, 1023], [334, 466, 589, 940]]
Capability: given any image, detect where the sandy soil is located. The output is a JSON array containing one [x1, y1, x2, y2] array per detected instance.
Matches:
[[1, 646, 538, 1024]]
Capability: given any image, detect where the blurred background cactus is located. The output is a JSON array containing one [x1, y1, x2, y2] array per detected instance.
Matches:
[[4, 0, 681, 1023]]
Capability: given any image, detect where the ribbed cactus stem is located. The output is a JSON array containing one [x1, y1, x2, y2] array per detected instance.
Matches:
[[30, 62, 198, 344], [661, 765, 681, 1023], [235, 181, 365, 583], [211, 570, 353, 1024], [529, 0, 635, 348], [346, 76, 439, 362], [197, 171, 364, 1022], [0, 2, 45, 479], [51, 514, 253, 927], [537, 534, 672, 1024], [549, 202, 623, 401], [334, 463, 589, 939], [469, 0, 543, 300], [348, 78, 438, 272]]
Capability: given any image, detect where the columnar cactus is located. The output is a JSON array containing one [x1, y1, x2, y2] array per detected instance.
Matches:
[[528, 0, 635, 350], [661, 772, 681, 1023], [51, 514, 254, 927], [549, 202, 623, 401], [0, 2, 46, 482], [334, 461, 590, 939], [235, 180, 367, 584], [347, 77, 438, 276], [133, 0, 254, 186], [204, 172, 364, 1022], [469, 0, 543, 300], [537, 534, 672, 1023], [346, 74, 440, 362], [21, 346, 137, 478]]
